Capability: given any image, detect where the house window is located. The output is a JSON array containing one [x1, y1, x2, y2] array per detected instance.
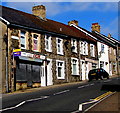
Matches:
[[90, 44, 95, 57], [101, 44, 104, 53], [33, 34, 39, 51], [20, 31, 26, 49], [45, 35, 52, 52], [56, 60, 65, 79], [84, 41, 88, 55], [80, 41, 88, 55], [71, 38, 77, 53], [113, 49, 116, 56], [56, 38, 63, 55], [71, 58, 79, 75], [80, 41, 84, 54]]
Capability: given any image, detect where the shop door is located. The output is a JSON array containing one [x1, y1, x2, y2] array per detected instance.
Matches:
[[26, 64, 32, 87], [32, 65, 41, 83]]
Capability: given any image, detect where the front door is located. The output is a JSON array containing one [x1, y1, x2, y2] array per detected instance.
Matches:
[[47, 59, 53, 86]]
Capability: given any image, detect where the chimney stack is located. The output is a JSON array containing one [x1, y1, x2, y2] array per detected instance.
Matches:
[[108, 33, 111, 38], [68, 20, 78, 26], [32, 5, 46, 20], [91, 23, 100, 32]]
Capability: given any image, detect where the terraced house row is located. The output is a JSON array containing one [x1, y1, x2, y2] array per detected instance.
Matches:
[[0, 5, 120, 93]]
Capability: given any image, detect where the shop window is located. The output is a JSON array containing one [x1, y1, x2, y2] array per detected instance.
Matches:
[[45, 35, 52, 52], [56, 60, 65, 79], [16, 63, 27, 81], [56, 38, 63, 55], [20, 31, 26, 49]]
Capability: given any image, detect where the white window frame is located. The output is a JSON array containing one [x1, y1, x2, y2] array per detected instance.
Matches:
[[56, 38, 63, 55], [80, 41, 84, 55], [90, 44, 95, 57], [45, 35, 52, 52], [33, 34, 39, 52], [113, 49, 116, 56], [71, 38, 77, 53], [80, 41, 88, 55], [20, 31, 26, 49], [71, 58, 79, 75], [56, 60, 65, 79]]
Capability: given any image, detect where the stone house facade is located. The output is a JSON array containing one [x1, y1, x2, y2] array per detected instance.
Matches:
[[0, 5, 119, 93]]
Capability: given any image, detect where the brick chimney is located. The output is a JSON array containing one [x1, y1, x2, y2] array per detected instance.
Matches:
[[68, 20, 78, 26], [91, 23, 100, 32], [32, 5, 46, 19], [108, 33, 111, 38]]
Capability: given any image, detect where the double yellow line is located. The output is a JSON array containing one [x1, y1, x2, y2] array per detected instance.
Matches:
[[94, 91, 113, 101]]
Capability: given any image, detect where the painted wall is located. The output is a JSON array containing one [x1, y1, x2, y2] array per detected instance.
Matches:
[[97, 42, 109, 74]]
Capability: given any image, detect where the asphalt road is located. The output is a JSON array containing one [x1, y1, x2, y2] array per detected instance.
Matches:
[[1, 76, 120, 113]]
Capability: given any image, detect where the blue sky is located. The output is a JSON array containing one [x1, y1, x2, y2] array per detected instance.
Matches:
[[1, 2, 119, 40]]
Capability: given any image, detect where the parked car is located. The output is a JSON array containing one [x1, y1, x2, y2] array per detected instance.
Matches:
[[88, 68, 109, 81]]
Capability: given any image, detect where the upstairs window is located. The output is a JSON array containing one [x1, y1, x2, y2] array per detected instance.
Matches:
[[33, 34, 39, 51], [20, 31, 26, 49], [80, 41, 88, 55], [90, 44, 95, 57], [101, 44, 104, 53], [113, 49, 116, 56], [56, 38, 63, 55], [80, 41, 84, 54], [45, 35, 52, 52], [71, 38, 77, 53], [84, 41, 88, 55]]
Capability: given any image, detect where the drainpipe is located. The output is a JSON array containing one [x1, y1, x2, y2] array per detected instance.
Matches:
[[45, 55, 47, 86]]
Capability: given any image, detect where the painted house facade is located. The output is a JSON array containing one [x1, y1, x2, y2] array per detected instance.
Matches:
[[91, 23, 119, 76]]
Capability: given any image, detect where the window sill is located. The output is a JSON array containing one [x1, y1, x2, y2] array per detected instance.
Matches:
[[57, 77, 65, 80], [72, 74, 80, 76]]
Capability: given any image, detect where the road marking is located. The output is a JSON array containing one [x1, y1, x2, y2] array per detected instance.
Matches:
[[84, 92, 116, 113], [0, 96, 49, 112], [26, 96, 49, 102], [78, 86, 85, 89], [84, 84, 90, 87], [90, 83, 94, 86], [73, 91, 116, 113], [53, 90, 70, 95], [103, 80, 111, 83], [93, 91, 113, 101]]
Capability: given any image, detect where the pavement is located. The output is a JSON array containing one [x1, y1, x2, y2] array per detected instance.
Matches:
[[86, 92, 120, 113]]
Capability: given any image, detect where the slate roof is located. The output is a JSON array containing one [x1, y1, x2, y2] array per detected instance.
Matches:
[[1, 5, 96, 42]]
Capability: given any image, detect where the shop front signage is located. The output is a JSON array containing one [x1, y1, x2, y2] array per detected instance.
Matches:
[[13, 49, 21, 57], [21, 52, 45, 60]]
